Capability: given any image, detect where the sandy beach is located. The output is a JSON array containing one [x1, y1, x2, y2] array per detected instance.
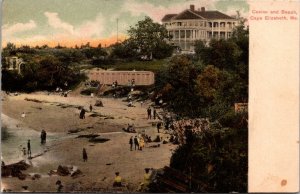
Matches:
[[1, 92, 176, 192]]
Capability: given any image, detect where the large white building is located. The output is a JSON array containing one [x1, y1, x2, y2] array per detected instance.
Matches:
[[162, 5, 238, 51]]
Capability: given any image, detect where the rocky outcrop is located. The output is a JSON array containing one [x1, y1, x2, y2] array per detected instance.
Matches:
[[1, 160, 31, 180], [57, 165, 70, 176]]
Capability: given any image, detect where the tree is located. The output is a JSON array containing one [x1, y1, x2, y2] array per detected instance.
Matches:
[[195, 65, 222, 102], [155, 55, 201, 117], [127, 16, 172, 59]]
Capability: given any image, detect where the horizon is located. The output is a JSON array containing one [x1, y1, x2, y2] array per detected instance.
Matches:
[[2, 0, 249, 48]]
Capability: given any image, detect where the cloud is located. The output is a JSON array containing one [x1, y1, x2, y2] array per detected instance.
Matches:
[[3, 20, 37, 38], [122, 0, 217, 23], [44, 12, 105, 39], [44, 12, 75, 34], [76, 13, 105, 38]]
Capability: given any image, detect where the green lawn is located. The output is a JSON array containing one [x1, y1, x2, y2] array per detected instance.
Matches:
[[106, 59, 168, 72]]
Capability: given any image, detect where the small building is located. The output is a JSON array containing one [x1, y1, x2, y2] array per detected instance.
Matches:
[[162, 5, 238, 51], [4, 56, 25, 74], [88, 70, 155, 86], [234, 103, 248, 113]]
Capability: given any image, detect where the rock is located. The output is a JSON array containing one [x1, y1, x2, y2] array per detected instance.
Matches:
[[76, 134, 99, 139], [18, 173, 27, 180], [89, 137, 110, 143], [94, 100, 103, 107], [48, 170, 57, 176], [71, 169, 82, 178], [162, 140, 168, 144], [57, 165, 70, 176], [153, 135, 161, 142], [68, 128, 83, 134], [2, 160, 30, 177], [33, 174, 41, 179], [1, 166, 12, 177]]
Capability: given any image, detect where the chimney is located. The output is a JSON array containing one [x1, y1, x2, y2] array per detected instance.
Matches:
[[201, 7, 205, 12], [190, 5, 195, 11]]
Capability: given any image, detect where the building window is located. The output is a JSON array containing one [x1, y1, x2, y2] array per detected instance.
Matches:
[[175, 30, 179, 39], [186, 30, 191, 38], [180, 30, 185, 39], [177, 22, 182, 26]]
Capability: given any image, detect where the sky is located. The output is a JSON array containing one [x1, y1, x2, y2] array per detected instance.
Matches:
[[2, 0, 249, 47]]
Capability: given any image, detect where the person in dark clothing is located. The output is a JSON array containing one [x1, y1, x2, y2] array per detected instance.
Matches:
[[129, 137, 133, 151], [27, 140, 31, 158], [83, 148, 88, 162], [134, 136, 139, 150], [147, 107, 151, 120], [41, 130, 47, 144], [153, 109, 157, 120], [157, 122, 161, 133], [89, 104, 93, 112], [80, 108, 86, 119]]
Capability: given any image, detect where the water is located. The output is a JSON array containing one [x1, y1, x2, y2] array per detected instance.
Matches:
[[1, 126, 60, 164], [1, 114, 64, 164]]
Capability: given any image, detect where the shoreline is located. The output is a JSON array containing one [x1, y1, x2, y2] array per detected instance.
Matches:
[[1, 92, 176, 192]]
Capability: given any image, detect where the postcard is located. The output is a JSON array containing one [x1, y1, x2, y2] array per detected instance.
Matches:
[[1, 0, 299, 193]]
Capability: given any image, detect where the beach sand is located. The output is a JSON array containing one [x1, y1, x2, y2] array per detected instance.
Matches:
[[1, 92, 176, 192]]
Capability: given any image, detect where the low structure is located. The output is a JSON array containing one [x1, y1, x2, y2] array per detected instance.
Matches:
[[234, 103, 248, 113], [88, 70, 155, 86], [3, 56, 25, 74]]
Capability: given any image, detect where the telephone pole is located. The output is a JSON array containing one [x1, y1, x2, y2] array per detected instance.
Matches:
[[117, 18, 119, 43]]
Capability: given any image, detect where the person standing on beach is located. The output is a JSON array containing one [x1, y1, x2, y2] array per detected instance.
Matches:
[[41, 130, 47, 144], [83, 148, 88, 162], [27, 140, 31, 158], [21, 112, 26, 118], [129, 137, 133, 151], [79, 108, 86, 119], [147, 107, 151, 120], [89, 104, 93, 112], [134, 136, 139, 150], [153, 109, 157, 120]]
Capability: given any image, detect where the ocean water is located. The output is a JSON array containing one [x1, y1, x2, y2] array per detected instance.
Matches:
[[1, 126, 59, 164], [1, 113, 68, 165]]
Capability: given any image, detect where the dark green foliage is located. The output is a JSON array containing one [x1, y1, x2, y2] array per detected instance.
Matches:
[[111, 16, 173, 60], [1, 55, 87, 92], [1, 70, 24, 91], [111, 41, 138, 60], [170, 122, 248, 192], [153, 21, 248, 193]]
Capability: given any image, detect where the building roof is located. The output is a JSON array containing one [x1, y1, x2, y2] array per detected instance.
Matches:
[[162, 9, 235, 21], [172, 10, 202, 20], [161, 14, 177, 22], [194, 10, 234, 20]]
